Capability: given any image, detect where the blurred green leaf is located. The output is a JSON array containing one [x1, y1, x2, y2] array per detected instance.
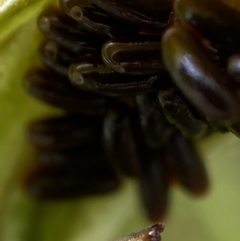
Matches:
[[0, 1, 240, 241], [0, 0, 52, 43]]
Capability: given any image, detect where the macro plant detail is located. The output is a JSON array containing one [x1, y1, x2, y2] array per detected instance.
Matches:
[[22, 0, 240, 223]]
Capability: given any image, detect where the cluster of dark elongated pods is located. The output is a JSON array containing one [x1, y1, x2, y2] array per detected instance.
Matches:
[[23, 0, 240, 221]]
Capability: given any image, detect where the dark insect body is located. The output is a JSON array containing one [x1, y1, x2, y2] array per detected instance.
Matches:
[[23, 0, 240, 221], [110, 223, 164, 241]]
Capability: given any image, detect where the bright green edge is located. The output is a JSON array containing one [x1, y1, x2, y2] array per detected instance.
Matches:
[[0, 0, 240, 241]]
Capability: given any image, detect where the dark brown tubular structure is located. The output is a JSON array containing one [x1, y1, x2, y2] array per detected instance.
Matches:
[[23, 0, 240, 221]]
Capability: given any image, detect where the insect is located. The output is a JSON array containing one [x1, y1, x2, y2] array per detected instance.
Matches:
[[111, 223, 164, 241], [23, 0, 240, 221]]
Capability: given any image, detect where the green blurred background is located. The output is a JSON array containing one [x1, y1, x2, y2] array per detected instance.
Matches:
[[0, 1, 240, 240]]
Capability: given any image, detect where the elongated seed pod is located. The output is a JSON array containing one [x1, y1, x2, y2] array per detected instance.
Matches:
[[27, 114, 103, 150], [91, 0, 172, 34], [60, 0, 137, 37], [25, 162, 120, 199], [101, 36, 164, 74], [174, 0, 240, 54], [25, 142, 120, 199], [162, 24, 240, 123], [69, 54, 169, 96], [103, 108, 143, 177], [40, 41, 77, 76], [38, 147, 108, 169], [37, 7, 102, 53], [158, 87, 209, 138], [139, 151, 169, 221], [167, 132, 209, 195], [228, 54, 240, 86], [136, 94, 173, 149], [24, 68, 110, 115]]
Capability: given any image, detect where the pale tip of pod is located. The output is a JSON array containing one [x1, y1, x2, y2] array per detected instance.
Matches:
[[70, 6, 83, 21], [38, 16, 51, 32], [70, 69, 85, 86], [101, 41, 126, 73], [111, 64, 126, 73], [113, 223, 164, 241], [228, 54, 240, 84], [43, 41, 58, 60]]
